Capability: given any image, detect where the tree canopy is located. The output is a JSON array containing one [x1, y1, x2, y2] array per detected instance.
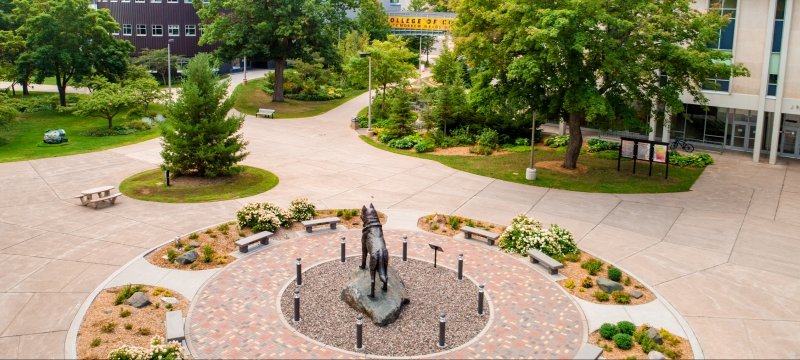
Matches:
[[355, 0, 391, 41], [132, 48, 185, 86], [455, 0, 749, 169], [71, 83, 133, 129], [347, 35, 416, 109]]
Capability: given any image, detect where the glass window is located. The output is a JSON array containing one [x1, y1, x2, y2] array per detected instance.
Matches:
[[122, 24, 132, 36], [168, 25, 180, 36], [112, 27, 119, 35], [772, 20, 784, 53], [167, 0, 178, 3], [151, 0, 161, 3], [135, 0, 144, 3], [185, 0, 192, 3], [122, 0, 129, 2], [136, 24, 147, 36], [185, 25, 196, 36], [152, 25, 163, 36]]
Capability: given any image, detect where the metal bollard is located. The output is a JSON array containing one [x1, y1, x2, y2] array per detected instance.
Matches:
[[402, 236, 408, 261], [478, 285, 485, 315], [458, 254, 463, 280], [355, 314, 364, 350], [341, 236, 346, 263], [296, 257, 302, 286], [293, 289, 301, 322], [438, 313, 446, 347]]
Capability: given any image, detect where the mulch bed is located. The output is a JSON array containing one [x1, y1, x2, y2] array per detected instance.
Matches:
[[280, 257, 489, 357], [417, 214, 505, 237], [145, 222, 249, 270], [77, 285, 190, 359], [285, 209, 388, 232], [590, 324, 693, 359], [557, 252, 655, 305]]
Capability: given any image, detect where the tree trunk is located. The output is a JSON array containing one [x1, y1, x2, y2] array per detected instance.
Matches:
[[272, 58, 286, 102], [9, 82, 15, 96], [562, 112, 585, 169], [21, 80, 29, 96], [57, 85, 67, 107], [107, 117, 113, 129]]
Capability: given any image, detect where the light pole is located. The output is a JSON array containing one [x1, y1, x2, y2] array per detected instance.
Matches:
[[418, 35, 423, 88], [526, 111, 537, 180], [243, 56, 248, 84], [359, 52, 373, 135], [167, 38, 175, 103]]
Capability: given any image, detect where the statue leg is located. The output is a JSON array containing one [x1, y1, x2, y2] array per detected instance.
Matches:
[[381, 251, 388, 291], [370, 278, 375, 298], [360, 234, 367, 270], [369, 256, 377, 298]]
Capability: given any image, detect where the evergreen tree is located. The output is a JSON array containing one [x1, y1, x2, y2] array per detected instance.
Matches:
[[386, 89, 416, 138], [161, 54, 248, 178]]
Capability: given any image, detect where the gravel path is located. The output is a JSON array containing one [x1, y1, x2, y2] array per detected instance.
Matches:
[[280, 257, 489, 357]]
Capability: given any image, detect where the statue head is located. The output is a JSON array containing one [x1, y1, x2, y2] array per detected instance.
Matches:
[[361, 203, 380, 227]]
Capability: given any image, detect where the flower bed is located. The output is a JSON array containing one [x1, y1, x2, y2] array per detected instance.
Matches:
[[557, 252, 655, 305], [417, 214, 504, 237], [146, 221, 250, 270], [77, 285, 189, 359], [590, 322, 693, 359], [497, 214, 578, 260]]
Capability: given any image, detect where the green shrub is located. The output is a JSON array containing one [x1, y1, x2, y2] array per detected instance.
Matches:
[[236, 202, 291, 232], [581, 276, 594, 288], [624, 276, 632, 286], [564, 278, 575, 289], [599, 323, 618, 340], [514, 137, 530, 146], [388, 134, 423, 149], [581, 258, 604, 275], [669, 151, 714, 167], [607, 266, 622, 282], [188, 233, 199, 240], [562, 251, 582, 263], [202, 245, 214, 263], [450, 127, 474, 146], [476, 128, 499, 149], [640, 334, 656, 353], [137, 327, 152, 336], [612, 290, 631, 304], [124, 323, 133, 330], [91, 337, 101, 348], [498, 215, 578, 258], [616, 320, 636, 335], [100, 321, 116, 334], [613, 333, 634, 350], [289, 198, 316, 222], [544, 134, 569, 147], [414, 140, 435, 153], [217, 223, 230, 233], [594, 290, 610, 302], [587, 138, 620, 152], [165, 303, 173, 311], [125, 119, 153, 131], [166, 249, 177, 263], [108, 336, 182, 360], [593, 149, 620, 160], [114, 284, 143, 305], [119, 308, 131, 318], [448, 216, 461, 230]]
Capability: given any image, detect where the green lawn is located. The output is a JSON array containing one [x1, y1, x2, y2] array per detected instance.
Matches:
[[119, 166, 278, 203], [0, 93, 165, 163], [360, 136, 704, 194], [232, 78, 365, 118]]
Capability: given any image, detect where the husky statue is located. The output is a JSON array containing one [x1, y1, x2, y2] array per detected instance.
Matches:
[[360, 204, 389, 298]]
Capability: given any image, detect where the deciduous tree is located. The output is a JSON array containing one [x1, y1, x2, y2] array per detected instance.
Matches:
[[132, 48, 185, 86], [71, 83, 133, 129], [347, 35, 416, 110]]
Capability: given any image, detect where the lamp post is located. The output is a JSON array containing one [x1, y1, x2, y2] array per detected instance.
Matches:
[[243, 56, 248, 85], [359, 52, 373, 136], [526, 111, 537, 180], [418, 35, 423, 88], [167, 39, 175, 103]]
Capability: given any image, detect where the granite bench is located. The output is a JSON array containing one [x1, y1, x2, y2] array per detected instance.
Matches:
[[301, 217, 340, 233], [527, 248, 564, 275], [165, 310, 185, 342], [460, 226, 500, 246], [235, 230, 273, 253]]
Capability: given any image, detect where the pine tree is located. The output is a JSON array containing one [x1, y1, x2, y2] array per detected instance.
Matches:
[[386, 89, 416, 138], [160, 54, 248, 178]]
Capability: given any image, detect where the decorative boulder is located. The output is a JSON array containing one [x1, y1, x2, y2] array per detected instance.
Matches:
[[630, 289, 644, 299], [341, 267, 409, 326], [597, 277, 624, 293], [126, 292, 151, 308], [176, 250, 198, 265], [646, 327, 664, 345], [43, 129, 68, 144], [161, 297, 179, 305], [189, 241, 201, 248], [648, 350, 666, 359]]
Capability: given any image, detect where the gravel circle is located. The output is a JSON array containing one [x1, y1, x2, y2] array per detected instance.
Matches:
[[280, 256, 490, 357]]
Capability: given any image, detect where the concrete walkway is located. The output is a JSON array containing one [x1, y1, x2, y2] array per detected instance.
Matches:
[[0, 70, 798, 358]]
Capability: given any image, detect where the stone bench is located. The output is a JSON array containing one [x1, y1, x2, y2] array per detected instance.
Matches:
[[301, 217, 340, 233], [527, 248, 564, 275], [88, 193, 122, 207], [256, 108, 275, 118], [165, 310, 185, 342], [574, 343, 603, 359], [235, 230, 273, 253], [460, 226, 500, 246]]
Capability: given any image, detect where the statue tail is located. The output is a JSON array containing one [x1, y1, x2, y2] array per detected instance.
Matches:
[[378, 248, 388, 283]]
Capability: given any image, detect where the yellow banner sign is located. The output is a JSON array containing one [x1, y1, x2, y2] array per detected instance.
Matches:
[[388, 16, 453, 31]]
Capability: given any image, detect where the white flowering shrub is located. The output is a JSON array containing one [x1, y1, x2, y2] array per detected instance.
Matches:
[[498, 214, 578, 258], [108, 336, 182, 360], [236, 202, 291, 232], [288, 198, 316, 222]]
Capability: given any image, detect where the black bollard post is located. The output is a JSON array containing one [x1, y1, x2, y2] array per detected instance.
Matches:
[[458, 254, 463, 280], [402, 236, 408, 261], [293, 289, 301, 322], [296, 257, 302, 286], [438, 313, 446, 347], [355, 314, 364, 350], [165, 170, 170, 187], [341, 236, 346, 263], [478, 285, 485, 315]]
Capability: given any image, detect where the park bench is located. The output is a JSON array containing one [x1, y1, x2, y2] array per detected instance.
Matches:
[[256, 108, 275, 118], [165, 310, 185, 342], [460, 226, 500, 246], [88, 193, 122, 207], [526, 248, 564, 275], [574, 343, 603, 360], [235, 230, 273, 253], [301, 217, 340, 233]]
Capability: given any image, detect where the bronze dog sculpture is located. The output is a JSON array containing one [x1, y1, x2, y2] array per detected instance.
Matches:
[[360, 204, 389, 298]]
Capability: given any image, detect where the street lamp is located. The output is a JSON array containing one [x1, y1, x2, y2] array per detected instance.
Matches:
[[359, 52, 373, 135], [167, 38, 175, 103], [243, 56, 248, 84], [526, 110, 537, 180]]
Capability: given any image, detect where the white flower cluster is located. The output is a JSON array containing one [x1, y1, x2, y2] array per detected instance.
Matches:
[[288, 198, 316, 221], [236, 202, 291, 232], [108, 336, 182, 360], [498, 214, 578, 257]]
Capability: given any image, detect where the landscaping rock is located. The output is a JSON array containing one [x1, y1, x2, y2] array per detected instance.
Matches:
[[189, 241, 201, 248], [646, 327, 664, 345], [597, 277, 624, 293], [126, 292, 151, 308], [630, 289, 644, 299], [648, 350, 666, 359], [176, 250, 198, 265], [341, 266, 409, 327], [161, 297, 179, 305]]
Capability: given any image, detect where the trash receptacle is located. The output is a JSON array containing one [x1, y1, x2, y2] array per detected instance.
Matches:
[[351, 117, 359, 130]]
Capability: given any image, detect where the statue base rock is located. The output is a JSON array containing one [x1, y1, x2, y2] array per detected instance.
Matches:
[[341, 266, 409, 326]]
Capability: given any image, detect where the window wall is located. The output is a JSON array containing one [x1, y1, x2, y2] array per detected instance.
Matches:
[[703, 0, 737, 92]]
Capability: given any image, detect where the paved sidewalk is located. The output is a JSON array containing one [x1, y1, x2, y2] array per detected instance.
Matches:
[[0, 69, 797, 358]]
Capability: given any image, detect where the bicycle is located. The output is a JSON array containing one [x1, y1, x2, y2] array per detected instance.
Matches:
[[669, 138, 694, 153]]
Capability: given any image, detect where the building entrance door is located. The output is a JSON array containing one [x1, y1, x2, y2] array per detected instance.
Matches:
[[728, 121, 755, 150], [780, 119, 800, 157]]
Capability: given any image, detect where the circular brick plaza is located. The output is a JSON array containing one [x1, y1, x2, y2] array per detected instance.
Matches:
[[186, 229, 585, 358]]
